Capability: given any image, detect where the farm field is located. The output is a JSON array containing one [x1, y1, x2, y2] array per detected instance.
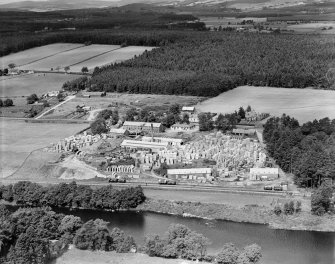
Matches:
[[0, 43, 155, 72], [69, 46, 155, 72], [0, 119, 88, 178], [287, 22, 335, 34], [42, 93, 205, 120], [19, 44, 121, 72], [0, 73, 77, 97], [0, 43, 84, 68], [195, 86, 335, 123]]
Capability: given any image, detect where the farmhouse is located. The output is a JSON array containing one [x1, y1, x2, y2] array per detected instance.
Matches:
[[121, 139, 168, 152], [122, 121, 164, 133], [142, 136, 184, 147], [167, 168, 212, 181], [249, 168, 279, 181], [171, 123, 195, 131], [182, 106, 195, 113]]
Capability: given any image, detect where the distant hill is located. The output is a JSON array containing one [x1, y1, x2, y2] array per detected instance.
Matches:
[[0, 0, 332, 12]]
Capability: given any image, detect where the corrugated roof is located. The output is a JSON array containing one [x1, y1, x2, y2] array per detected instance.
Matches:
[[121, 140, 168, 149], [182, 106, 195, 111], [168, 168, 212, 175]]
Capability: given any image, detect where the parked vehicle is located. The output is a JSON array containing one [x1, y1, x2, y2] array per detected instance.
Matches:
[[274, 186, 283, 191], [109, 178, 127, 183], [158, 179, 176, 185], [264, 186, 273, 190]]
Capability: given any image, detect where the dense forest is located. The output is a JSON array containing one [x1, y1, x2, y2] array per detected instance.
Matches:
[[0, 181, 145, 210], [89, 33, 335, 97], [0, 7, 205, 57], [263, 115, 335, 188]]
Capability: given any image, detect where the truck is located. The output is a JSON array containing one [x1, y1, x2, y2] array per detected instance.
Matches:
[[109, 177, 127, 183]]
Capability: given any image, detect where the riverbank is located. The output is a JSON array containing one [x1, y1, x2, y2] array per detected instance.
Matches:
[[53, 248, 196, 264], [136, 199, 335, 232]]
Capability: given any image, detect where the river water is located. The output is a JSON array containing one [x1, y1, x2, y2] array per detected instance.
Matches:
[[49, 208, 335, 264]]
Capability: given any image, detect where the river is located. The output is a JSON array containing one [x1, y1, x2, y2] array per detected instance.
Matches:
[[50, 208, 335, 264]]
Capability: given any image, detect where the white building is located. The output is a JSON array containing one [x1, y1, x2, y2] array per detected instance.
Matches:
[[182, 106, 195, 113], [142, 136, 184, 147], [121, 139, 168, 152], [167, 168, 212, 180], [249, 168, 279, 181], [171, 123, 195, 131]]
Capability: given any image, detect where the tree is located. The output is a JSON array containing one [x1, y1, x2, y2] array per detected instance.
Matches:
[[125, 108, 137, 121], [73, 219, 112, 251], [3, 99, 13, 107], [311, 182, 333, 215], [57, 93, 64, 102], [81, 67, 89, 74], [216, 243, 240, 264], [0, 99, 3, 107], [246, 105, 252, 112], [273, 205, 282, 216], [58, 215, 83, 238], [8, 63, 16, 69], [182, 113, 190, 124], [198, 113, 214, 131], [91, 119, 108, 135], [169, 103, 181, 115], [238, 107, 245, 119], [27, 94, 39, 104], [240, 244, 262, 263], [64, 66, 70, 73]]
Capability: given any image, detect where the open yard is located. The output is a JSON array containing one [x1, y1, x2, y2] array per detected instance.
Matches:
[[0, 73, 77, 97], [0, 119, 88, 178], [195, 86, 335, 123], [42, 93, 205, 120]]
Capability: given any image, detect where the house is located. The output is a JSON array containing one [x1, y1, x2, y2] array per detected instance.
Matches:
[[189, 115, 199, 124], [249, 168, 279, 181], [122, 121, 164, 133], [121, 139, 168, 152], [167, 168, 212, 180], [110, 128, 129, 136], [182, 106, 195, 113], [171, 123, 195, 131], [142, 136, 184, 147]]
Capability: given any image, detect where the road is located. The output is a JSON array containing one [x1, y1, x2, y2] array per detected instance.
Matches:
[[35, 95, 75, 119]]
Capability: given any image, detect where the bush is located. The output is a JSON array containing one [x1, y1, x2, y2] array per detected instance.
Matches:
[[3, 98, 13, 107], [295, 201, 302, 213], [311, 182, 333, 215], [27, 94, 39, 104], [273, 205, 282, 216]]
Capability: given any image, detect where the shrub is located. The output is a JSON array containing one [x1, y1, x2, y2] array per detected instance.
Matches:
[[3, 98, 13, 107], [27, 94, 39, 104], [273, 205, 282, 216]]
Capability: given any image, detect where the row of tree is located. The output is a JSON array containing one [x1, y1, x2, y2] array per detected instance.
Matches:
[[0, 181, 145, 210], [0, 206, 262, 264], [0, 98, 14, 107], [89, 33, 335, 96], [144, 223, 262, 263], [0, 206, 136, 264], [263, 115, 335, 188]]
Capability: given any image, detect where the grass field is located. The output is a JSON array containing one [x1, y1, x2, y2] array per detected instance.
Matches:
[[1, 43, 154, 73], [70, 46, 155, 72], [43, 93, 205, 119], [0, 43, 83, 68], [54, 249, 190, 264], [196, 86, 335, 123], [0, 119, 88, 178], [0, 73, 77, 97], [20, 44, 121, 72], [287, 22, 335, 34]]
